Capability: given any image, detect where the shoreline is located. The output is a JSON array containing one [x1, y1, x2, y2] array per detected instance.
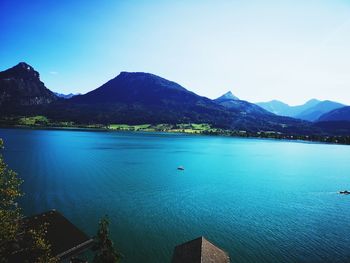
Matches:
[[0, 124, 349, 146]]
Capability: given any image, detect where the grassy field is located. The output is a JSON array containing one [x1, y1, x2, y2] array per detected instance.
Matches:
[[108, 123, 217, 133], [18, 116, 49, 126], [2, 115, 350, 144], [108, 124, 152, 131], [2, 116, 103, 129], [2, 116, 217, 134]]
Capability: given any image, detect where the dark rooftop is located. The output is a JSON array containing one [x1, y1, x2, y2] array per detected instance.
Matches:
[[10, 210, 93, 262], [172, 236, 230, 263]]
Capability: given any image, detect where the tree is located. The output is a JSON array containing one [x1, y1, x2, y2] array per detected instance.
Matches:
[[24, 225, 58, 263], [0, 139, 22, 263], [0, 139, 57, 263], [92, 216, 121, 263]]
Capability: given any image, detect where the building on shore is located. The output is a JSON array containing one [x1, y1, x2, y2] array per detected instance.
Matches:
[[172, 236, 230, 263], [9, 210, 93, 263], [9, 210, 230, 263]]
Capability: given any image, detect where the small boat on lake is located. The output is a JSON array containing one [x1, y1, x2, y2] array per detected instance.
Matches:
[[339, 190, 350, 195], [177, 166, 185, 171]]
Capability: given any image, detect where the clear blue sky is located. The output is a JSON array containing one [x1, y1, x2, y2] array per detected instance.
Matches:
[[1, 0, 350, 105]]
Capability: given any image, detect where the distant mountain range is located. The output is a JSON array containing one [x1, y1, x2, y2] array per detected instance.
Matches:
[[296, 100, 345, 121], [63, 71, 307, 133], [54, 92, 80, 99], [318, 106, 350, 122], [257, 99, 345, 121], [215, 91, 239, 101], [1, 62, 349, 136], [214, 92, 272, 116]]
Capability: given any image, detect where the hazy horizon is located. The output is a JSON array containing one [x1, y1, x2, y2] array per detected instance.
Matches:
[[2, 0, 350, 105]]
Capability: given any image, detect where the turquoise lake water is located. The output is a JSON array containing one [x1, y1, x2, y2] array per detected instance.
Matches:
[[1, 128, 350, 263]]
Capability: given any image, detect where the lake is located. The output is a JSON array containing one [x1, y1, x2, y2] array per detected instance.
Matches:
[[1, 128, 350, 263]]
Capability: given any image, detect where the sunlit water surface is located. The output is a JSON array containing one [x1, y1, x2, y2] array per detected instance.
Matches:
[[1, 128, 350, 263]]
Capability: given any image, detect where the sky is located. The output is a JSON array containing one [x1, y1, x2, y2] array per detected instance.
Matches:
[[1, 0, 350, 105]]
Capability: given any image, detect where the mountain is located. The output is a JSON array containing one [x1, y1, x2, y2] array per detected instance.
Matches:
[[295, 100, 345, 121], [256, 99, 320, 117], [71, 72, 198, 104], [53, 72, 238, 127], [318, 106, 350, 122], [215, 91, 239, 102], [255, 100, 291, 115], [48, 71, 311, 133], [1, 63, 346, 136], [256, 99, 345, 121], [0, 62, 57, 110], [214, 92, 272, 116], [54, 92, 80, 99]]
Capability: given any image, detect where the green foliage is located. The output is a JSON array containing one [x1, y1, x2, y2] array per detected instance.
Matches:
[[3, 114, 350, 145], [24, 225, 58, 263], [92, 216, 121, 263], [0, 139, 23, 262], [108, 123, 217, 134], [0, 139, 57, 263], [108, 124, 151, 131], [18, 116, 49, 126]]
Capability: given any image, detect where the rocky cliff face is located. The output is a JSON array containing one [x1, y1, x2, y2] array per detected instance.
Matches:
[[0, 62, 57, 106]]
